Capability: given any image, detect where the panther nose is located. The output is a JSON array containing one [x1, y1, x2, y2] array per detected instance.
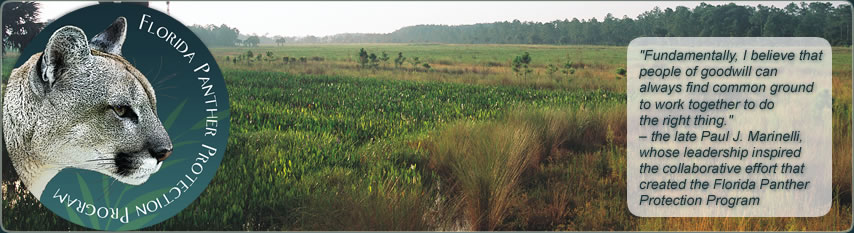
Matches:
[[151, 147, 172, 162]]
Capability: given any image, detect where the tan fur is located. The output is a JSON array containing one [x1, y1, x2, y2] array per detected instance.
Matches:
[[3, 18, 172, 199]]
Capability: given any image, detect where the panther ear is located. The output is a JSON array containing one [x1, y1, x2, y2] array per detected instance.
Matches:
[[31, 26, 91, 97], [89, 17, 127, 55]]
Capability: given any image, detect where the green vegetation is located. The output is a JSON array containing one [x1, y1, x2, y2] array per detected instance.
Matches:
[[188, 24, 240, 47], [1, 1, 852, 230], [270, 3, 851, 46], [1, 52, 18, 82], [511, 52, 532, 77], [145, 67, 622, 230], [243, 35, 261, 47], [2, 2, 42, 54], [2, 44, 851, 231], [213, 44, 626, 92], [425, 106, 625, 230]]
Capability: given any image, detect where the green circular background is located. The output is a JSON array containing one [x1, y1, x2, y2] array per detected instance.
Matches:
[[14, 3, 230, 230]]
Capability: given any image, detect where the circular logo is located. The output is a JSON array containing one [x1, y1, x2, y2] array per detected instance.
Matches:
[[4, 3, 229, 230]]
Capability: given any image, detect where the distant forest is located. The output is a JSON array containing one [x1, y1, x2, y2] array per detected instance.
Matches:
[[190, 2, 853, 47]]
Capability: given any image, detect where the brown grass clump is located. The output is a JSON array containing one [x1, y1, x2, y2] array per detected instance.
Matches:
[[425, 121, 542, 230], [424, 105, 625, 230], [294, 168, 435, 231]]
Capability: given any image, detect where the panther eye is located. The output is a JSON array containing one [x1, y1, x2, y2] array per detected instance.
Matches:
[[112, 105, 131, 118]]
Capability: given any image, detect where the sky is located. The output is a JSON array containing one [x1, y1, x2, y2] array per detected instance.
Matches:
[[38, 1, 849, 38]]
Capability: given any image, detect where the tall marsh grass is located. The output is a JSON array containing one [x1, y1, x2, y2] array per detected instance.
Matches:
[[424, 105, 625, 230]]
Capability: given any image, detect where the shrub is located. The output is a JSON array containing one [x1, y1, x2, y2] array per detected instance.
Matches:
[[409, 57, 421, 69], [546, 64, 558, 76], [394, 52, 406, 67], [358, 48, 369, 68], [615, 67, 626, 76], [512, 52, 532, 77]]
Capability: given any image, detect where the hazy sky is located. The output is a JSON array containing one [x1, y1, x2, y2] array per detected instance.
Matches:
[[38, 1, 848, 37]]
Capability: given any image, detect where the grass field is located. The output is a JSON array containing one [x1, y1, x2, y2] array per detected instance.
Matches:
[[2, 44, 852, 231], [214, 44, 627, 92]]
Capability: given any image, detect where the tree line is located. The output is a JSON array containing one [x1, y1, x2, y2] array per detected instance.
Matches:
[[307, 2, 853, 46], [3, 1, 851, 51], [188, 24, 241, 47], [188, 24, 284, 47]]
